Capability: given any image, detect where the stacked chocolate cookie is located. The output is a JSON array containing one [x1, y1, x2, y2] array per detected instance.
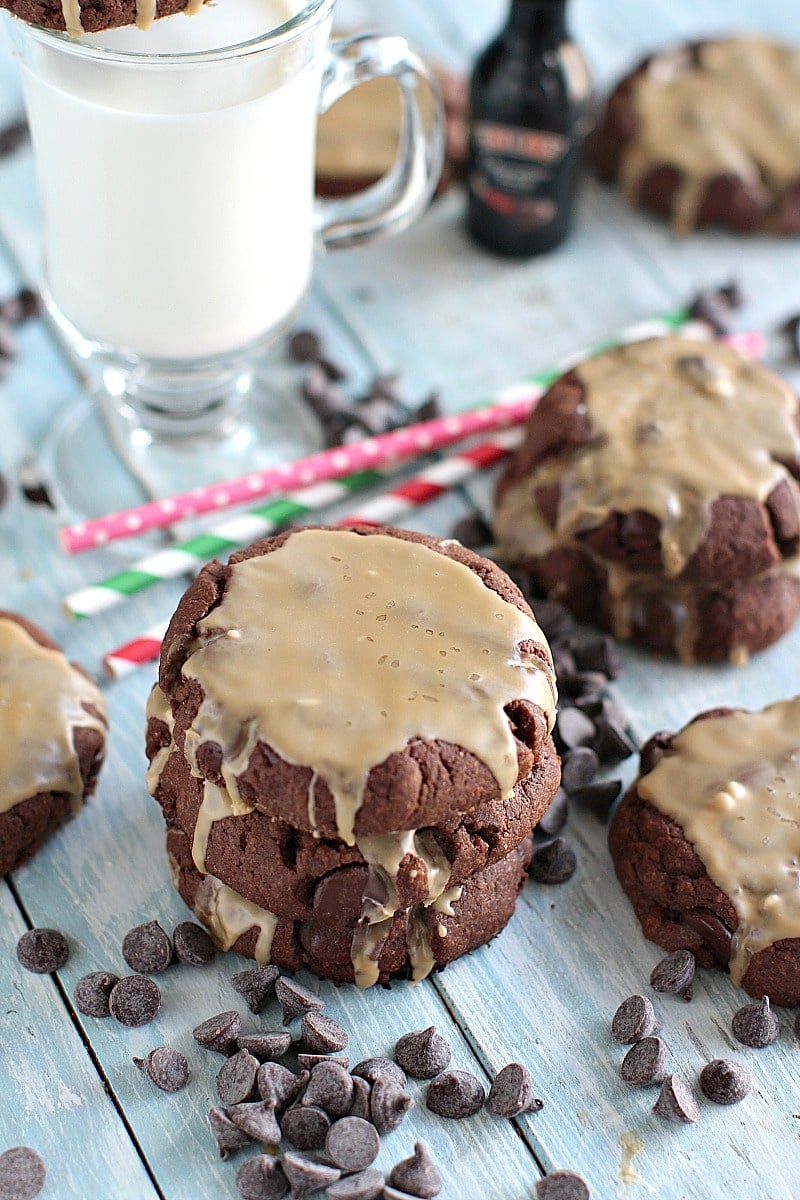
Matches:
[[146, 525, 560, 986], [0, 0, 208, 34], [494, 335, 800, 663]]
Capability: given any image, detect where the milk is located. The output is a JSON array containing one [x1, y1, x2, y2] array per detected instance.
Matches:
[[19, 0, 331, 360]]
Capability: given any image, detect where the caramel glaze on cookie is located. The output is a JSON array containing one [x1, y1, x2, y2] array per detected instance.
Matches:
[[0, 0, 207, 37]]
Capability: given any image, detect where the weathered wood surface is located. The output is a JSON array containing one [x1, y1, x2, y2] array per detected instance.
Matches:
[[1, 1, 800, 1198]]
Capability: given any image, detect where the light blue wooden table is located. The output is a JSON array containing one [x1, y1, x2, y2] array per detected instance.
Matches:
[[2, 2, 800, 1198]]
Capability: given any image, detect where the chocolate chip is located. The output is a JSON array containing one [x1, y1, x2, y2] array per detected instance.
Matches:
[[592, 717, 637, 764], [370, 1076, 414, 1134], [620, 1036, 667, 1087], [209, 1107, 253, 1160], [73, 971, 119, 1018], [699, 1059, 752, 1105], [611, 995, 659, 1044], [319, 357, 348, 384], [649, 950, 695, 1000], [236, 1155, 289, 1200], [349, 1076, 371, 1120], [122, 921, 172, 974], [218, 1050, 261, 1105], [109, 975, 161, 1027], [289, 330, 323, 363], [280, 1152, 340, 1199], [134, 1047, 190, 1093], [732, 996, 780, 1048], [0, 1147, 46, 1200], [529, 838, 578, 884], [228, 1100, 282, 1145], [16, 928, 69, 974], [302, 1061, 353, 1117], [534, 599, 575, 647], [300, 1012, 349, 1056], [352, 1058, 407, 1089], [568, 780, 621, 822], [679, 909, 733, 966], [574, 636, 622, 679], [0, 119, 28, 158], [281, 1105, 331, 1151], [559, 672, 607, 703], [535, 1170, 590, 1200], [232, 966, 280, 1013], [718, 279, 746, 310], [325, 1169, 383, 1200], [389, 1143, 441, 1199], [560, 747, 600, 794], [298, 1055, 350, 1073], [173, 921, 215, 966], [258, 1062, 309, 1111], [239, 1032, 293, 1061], [551, 647, 577, 678], [325, 1117, 380, 1172], [652, 1074, 699, 1123], [194, 1010, 243, 1055], [537, 788, 569, 837], [450, 510, 493, 551], [276, 978, 325, 1026], [17, 457, 55, 509], [487, 1063, 543, 1118], [425, 1070, 485, 1119], [394, 1027, 451, 1080], [555, 707, 596, 751]]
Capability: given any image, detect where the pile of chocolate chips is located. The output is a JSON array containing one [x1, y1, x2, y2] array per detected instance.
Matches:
[[288, 329, 441, 448]]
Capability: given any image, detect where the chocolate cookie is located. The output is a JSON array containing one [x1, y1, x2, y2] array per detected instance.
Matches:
[[609, 699, 800, 1006], [0, 611, 107, 875], [494, 336, 800, 663], [593, 37, 800, 234], [0, 0, 208, 35]]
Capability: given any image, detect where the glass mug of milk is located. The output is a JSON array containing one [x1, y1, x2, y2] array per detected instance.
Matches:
[[5, 0, 444, 499]]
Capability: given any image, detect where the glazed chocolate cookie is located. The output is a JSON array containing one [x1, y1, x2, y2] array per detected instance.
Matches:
[[494, 336, 800, 663], [0, 0, 208, 35], [167, 825, 533, 986], [157, 525, 557, 844], [609, 699, 800, 1006], [593, 37, 800, 234], [0, 611, 107, 875]]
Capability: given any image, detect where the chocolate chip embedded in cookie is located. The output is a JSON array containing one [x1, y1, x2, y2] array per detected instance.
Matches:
[[0, 610, 107, 876], [609, 699, 800, 1006], [494, 336, 800, 663], [0, 0, 209, 35], [593, 37, 800, 234]]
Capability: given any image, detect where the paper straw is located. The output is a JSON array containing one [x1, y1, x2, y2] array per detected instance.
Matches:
[[61, 309, 704, 556], [103, 622, 168, 680]]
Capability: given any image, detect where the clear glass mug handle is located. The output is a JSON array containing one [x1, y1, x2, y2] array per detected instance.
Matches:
[[315, 33, 446, 250]]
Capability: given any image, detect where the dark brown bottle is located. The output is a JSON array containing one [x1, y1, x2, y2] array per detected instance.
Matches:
[[466, 0, 592, 257]]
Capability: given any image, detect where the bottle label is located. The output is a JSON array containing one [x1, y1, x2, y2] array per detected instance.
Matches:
[[470, 121, 571, 228]]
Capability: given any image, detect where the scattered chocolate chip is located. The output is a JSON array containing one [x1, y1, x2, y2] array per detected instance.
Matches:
[[568, 780, 621, 822], [173, 921, 215, 966], [122, 921, 172, 974], [217, 1050, 261, 1106], [560, 747, 600, 794], [300, 1011, 349, 1056], [450, 510, 493, 551], [731, 996, 780, 1048], [414, 392, 442, 423], [16, 288, 40, 321], [302, 1061, 354, 1117], [281, 1104, 331, 1151], [73, 971, 119, 1018], [679, 909, 733, 966], [325, 1117, 380, 1173], [487, 1063, 543, 1118], [325, 1168, 384, 1200], [537, 788, 569, 837], [209, 1107, 253, 1160], [533, 599, 575, 646], [535, 1170, 590, 1200], [699, 1059, 752, 1105], [228, 1100, 282, 1145], [319, 357, 348, 383], [425, 1070, 485, 1119], [389, 1142, 441, 1199], [232, 965, 280, 1013], [574, 636, 622, 679], [394, 1027, 451, 1080], [688, 288, 734, 335], [611, 995, 659, 1044], [297, 1054, 350, 1072], [652, 1074, 699, 1123], [0, 1147, 46, 1200], [17, 458, 55, 510], [555, 707, 596, 752], [649, 950, 695, 1000], [370, 1076, 414, 1134], [16, 928, 69, 974], [620, 1036, 667, 1087], [529, 838, 578, 885], [349, 1076, 371, 1120], [258, 1063, 309, 1112], [193, 1010, 243, 1055], [280, 1152, 340, 1199], [134, 1047, 190, 1093], [276, 978, 325, 1026], [238, 1032, 293, 1061], [352, 1058, 407, 1089], [592, 718, 637, 764], [559, 672, 608, 703], [108, 975, 161, 1027], [0, 119, 28, 158], [718, 280, 746, 310], [236, 1155, 289, 1200], [289, 330, 323, 363]]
